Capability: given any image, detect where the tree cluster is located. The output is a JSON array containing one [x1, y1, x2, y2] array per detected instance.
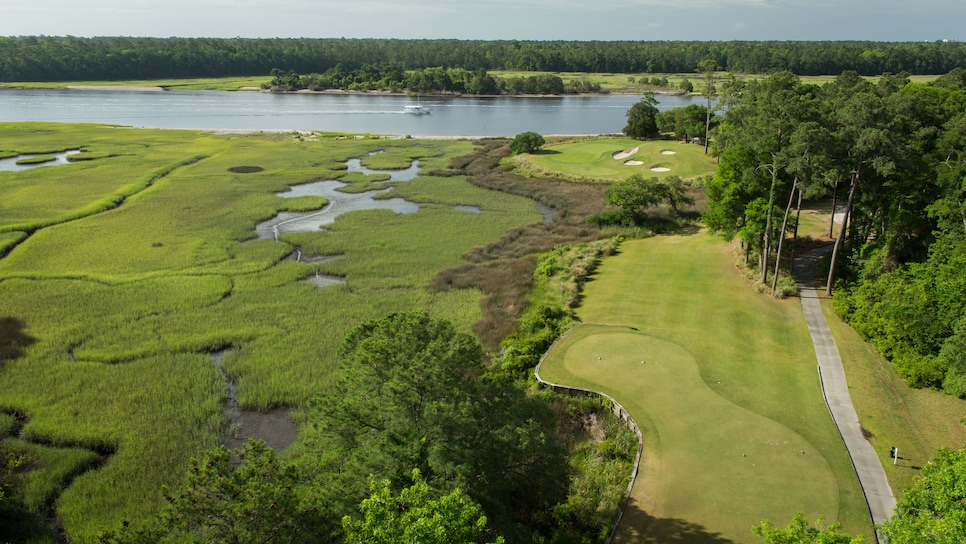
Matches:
[[704, 68, 966, 393], [509, 132, 546, 155], [622, 94, 661, 139], [4, 37, 966, 82], [657, 103, 712, 143], [594, 174, 695, 227], [267, 66, 582, 95], [268, 65, 499, 94]]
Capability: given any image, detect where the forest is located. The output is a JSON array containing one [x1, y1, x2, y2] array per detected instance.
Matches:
[[2, 36, 966, 82], [703, 67, 966, 398]]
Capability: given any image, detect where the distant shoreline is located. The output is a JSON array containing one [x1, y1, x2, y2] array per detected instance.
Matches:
[[54, 84, 687, 98], [66, 85, 165, 92]]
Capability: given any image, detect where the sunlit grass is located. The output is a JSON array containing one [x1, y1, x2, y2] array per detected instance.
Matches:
[[524, 136, 717, 181], [539, 232, 872, 542]]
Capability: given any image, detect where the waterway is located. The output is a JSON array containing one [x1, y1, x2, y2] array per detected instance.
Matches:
[[0, 88, 700, 136]]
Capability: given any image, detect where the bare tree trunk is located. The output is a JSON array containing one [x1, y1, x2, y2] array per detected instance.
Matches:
[[761, 160, 779, 285], [772, 177, 798, 295], [827, 167, 859, 296], [790, 188, 803, 267], [828, 175, 840, 238], [704, 90, 713, 155]]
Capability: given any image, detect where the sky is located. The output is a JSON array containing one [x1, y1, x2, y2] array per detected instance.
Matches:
[[1, 0, 963, 42]]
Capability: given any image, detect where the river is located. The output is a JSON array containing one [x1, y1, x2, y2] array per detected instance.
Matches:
[[0, 88, 700, 137]]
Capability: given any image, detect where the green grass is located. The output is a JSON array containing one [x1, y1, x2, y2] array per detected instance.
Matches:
[[822, 299, 966, 496], [0, 123, 541, 541], [523, 137, 717, 182], [538, 232, 871, 543], [797, 200, 837, 241], [1, 76, 269, 91]]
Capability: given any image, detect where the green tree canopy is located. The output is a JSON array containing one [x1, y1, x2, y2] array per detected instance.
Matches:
[[301, 311, 568, 539], [623, 94, 661, 139], [752, 512, 863, 543], [343, 470, 504, 544], [881, 444, 966, 543], [509, 132, 546, 154], [604, 174, 694, 223]]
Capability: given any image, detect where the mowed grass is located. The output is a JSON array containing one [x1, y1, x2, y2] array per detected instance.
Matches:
[[526, 137, 717, 181], [822, 300, 966, 496], [0, 123, 541, 541], [538, 232, 871, 543]]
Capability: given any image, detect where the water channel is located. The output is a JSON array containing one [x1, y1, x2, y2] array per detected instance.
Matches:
[[0, 149, 81, 171], [0, 88, 700, 136]]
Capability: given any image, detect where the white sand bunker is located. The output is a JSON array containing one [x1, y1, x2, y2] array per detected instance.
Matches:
[[613, 146, 639, 160], [624, 160, 644, 166], [661, 150, 677, 155], [650, 167, 671, 172]]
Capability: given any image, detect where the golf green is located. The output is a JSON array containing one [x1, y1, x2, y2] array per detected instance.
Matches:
[[527, 138, 716, 181]]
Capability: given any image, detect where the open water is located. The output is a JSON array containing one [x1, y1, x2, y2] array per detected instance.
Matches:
[[0, 88, 699, 137]]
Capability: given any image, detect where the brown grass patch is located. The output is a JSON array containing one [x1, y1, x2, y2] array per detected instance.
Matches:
[[429, 140, 610, 352]]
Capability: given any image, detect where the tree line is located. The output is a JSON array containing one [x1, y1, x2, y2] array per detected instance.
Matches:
[[2, 36, 966, 82], [703, 67, 966, 396], [267, 65, 597, 95]]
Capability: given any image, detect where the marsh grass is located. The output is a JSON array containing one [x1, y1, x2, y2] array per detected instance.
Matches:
[[0, 124, 547, 539], [0, 231, 26, 258], [2, 438, 100, 514], [14, 155, 56, 165]]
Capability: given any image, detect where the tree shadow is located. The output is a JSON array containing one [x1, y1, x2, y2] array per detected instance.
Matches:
[[615, 499, 736, 544], [0, 316, 35, 364]]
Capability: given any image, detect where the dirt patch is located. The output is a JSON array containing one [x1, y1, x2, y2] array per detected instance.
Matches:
[[226, 408, 298, 452], [582, 412, 606, 441]]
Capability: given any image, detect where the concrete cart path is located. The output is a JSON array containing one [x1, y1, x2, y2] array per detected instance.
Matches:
[[793, 245, 896, 539]]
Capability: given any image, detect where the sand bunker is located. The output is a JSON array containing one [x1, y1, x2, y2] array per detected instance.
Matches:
[[613, 146, 640, 160], [661, 150, 677, 155], [624, 160, 644, 166], [650, 167, 671, 172]]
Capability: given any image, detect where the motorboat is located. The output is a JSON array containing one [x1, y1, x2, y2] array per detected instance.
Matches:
[[403, 103, 431, 114]]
